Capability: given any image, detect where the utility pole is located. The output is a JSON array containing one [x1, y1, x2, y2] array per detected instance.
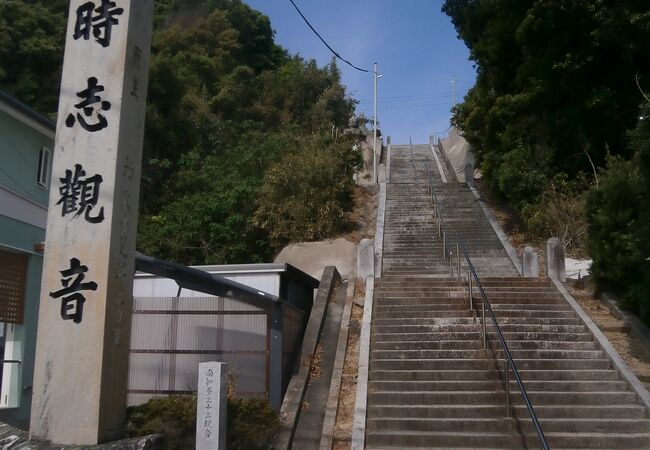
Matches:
[[373, 63, 382, 184], [452, 74, 456, 108]]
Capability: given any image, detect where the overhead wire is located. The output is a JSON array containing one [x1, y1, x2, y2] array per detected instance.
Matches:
[[357, 90, 470, 106], [357, 89, 469, 103], [287, 0, 369, 73]]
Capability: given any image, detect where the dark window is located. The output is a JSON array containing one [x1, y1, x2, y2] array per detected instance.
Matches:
[[37, 146, 50, 188], [0, 249, 27, 324]]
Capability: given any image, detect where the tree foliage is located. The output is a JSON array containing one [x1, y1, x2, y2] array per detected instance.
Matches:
[[443, 0, 650, 209], [586, 104, 650, 324], [443, 1, 650, 320], [0, 0, 66, 114], [0, 0, 359, 265]]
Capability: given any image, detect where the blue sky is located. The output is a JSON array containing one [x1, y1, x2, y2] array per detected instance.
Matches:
[[245, 0, 476, 144]]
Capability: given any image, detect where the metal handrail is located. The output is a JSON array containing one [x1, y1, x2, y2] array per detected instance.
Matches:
[[423, 167, 550, 450], [409, 136, 418, 183]]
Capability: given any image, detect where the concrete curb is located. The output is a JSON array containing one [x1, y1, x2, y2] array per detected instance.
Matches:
[[318, 281, 356, 450], [351, 277, 374, 450], [601, 292, 650, 356], [551, 277, 650, 409], [467, 184, 523, 276], [275, 267, 341, 450], [438, 138, 459, 183], [386, 144, 391, 183], [429, 143, 447, 183], [374, 183, 386, 278]]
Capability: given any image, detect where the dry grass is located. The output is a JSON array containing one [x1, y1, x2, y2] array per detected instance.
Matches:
[[344, 186, 378, 244], [331, 284, 365, 449], [569, 284, 650, 390], [309, 344, 323, 380]]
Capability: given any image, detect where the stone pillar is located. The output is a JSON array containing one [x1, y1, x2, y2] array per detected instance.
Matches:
[[429, 135, 434, 145], [522, 246, 539, 277], [357, 239, 375, 280], [464, 163, 475, 185], [545, 237, 566, 282], [196, 362, 228, 450], [30, 1, 153, 444], [386, 135, 391, 145]]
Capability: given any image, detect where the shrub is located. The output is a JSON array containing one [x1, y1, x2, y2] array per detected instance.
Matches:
[[126, 395, 280, 449], [126, 396, 196, 449], [253, 136, 362, 249], [521, 177, 589, 254], [585, 101, 650, 323], [585, 153, 650, 323]]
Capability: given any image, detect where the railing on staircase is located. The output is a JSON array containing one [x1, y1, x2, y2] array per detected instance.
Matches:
[[409, 136, 418, 183], [421, 155, 550, 450]]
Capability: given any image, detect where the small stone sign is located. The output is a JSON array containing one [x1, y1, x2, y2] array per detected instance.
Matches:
[[196, 362, 228, 450]]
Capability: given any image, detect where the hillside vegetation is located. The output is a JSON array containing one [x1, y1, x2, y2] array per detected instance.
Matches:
[[0, 0, 361, 264], [442, 1, 650, 323]]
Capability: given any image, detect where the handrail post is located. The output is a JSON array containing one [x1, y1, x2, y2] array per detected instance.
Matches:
[[468, 270, 473, 310], [456, 242, 460, 279], [442, 231, 446, 257], [505, 358, 510, 418], [482, 299, 486, 350]]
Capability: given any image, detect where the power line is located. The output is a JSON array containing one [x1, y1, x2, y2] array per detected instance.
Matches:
[[357, 100, 455, 112], [357, 89, 470, 105], [287, 0, 369, 73]]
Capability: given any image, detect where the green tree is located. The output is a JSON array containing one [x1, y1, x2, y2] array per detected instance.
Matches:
[[586, 102, 650, 324], [1, 0, 359, 265], [0, 0, 66, 113], [443, 0, 650, 210]]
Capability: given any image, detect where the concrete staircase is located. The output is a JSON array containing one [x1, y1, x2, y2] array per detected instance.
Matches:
[[363, 144, 650, 448], [383, 144, 516, 278]]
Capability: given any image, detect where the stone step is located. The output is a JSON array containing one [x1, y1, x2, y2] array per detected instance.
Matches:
[[525, 431, 650, 449], [491, 340, 599, 350], [370, 358, 612, 371], [371, 349, 605, 360], [375, 316, 582, 326], [491, 310, 577, 319], [516, 369, 621, 381], [370, 369, 500, 381], [368, 390, 508, 405], [371, 324, 588, 334], [370, 380, 629, 393], [511, 390, 638, 405], [367, 417, 512, 433], [367, 403, 647, 419], [372, 331, 484, 342], [369, 390, 637, 406], [368, 417, 650, 435], [375, 303, 470, 312], [373, 339, 599, 351], [372, 340, 484, 351], [367, 427, 650, 449], [371, 358, 498, 371], [374, 309, 474, 319], [522, 418, 650, 434], [365, 429, 522, 448], [373, 317, 478, 326], [371, 331, 595, 343], [491, 303, 573, 311]]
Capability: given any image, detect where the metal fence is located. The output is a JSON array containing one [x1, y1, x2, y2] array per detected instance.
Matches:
[[127, 295, 304, 407]]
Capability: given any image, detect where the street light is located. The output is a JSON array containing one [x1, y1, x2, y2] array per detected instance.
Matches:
[[374, 62, 383, 184]]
